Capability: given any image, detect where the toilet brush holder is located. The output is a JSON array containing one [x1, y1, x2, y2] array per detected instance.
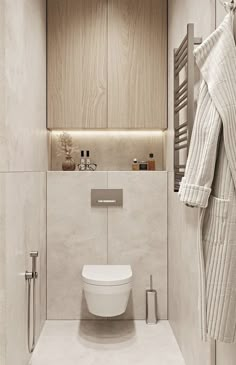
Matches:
[[146, 275, 158, 325]]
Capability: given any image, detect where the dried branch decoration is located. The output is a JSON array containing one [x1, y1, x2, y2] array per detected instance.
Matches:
[[57, 132, 73, 157]]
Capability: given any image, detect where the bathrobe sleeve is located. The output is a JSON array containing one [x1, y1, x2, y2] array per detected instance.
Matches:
[[178, 80, 222, 208]]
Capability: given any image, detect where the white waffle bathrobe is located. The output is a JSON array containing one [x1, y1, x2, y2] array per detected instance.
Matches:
[[179, 14, 236, 343]]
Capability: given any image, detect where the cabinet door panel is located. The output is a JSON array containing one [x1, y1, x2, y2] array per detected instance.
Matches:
[[47, 0, 107, 129], [108, 0, 167, 129]]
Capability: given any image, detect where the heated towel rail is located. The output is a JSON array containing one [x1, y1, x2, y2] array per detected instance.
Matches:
[[173, 24, 202, 192]]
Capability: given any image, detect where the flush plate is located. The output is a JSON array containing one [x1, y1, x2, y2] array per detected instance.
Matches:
[[91, 189, 123, 207]]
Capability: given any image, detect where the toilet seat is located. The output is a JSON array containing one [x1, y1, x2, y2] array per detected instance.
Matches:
[[82, 265, 132, 286]]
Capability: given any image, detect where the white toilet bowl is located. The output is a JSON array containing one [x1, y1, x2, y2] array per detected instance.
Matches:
[[82, 265, 132, 317]]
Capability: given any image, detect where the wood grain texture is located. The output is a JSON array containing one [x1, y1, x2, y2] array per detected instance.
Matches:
[[108, 0, 167, 129], [47, 0, 107, 129]]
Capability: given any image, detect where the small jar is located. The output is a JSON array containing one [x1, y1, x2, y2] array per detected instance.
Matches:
[[132, 158, 139, 171], [139, 161, 148, 170]]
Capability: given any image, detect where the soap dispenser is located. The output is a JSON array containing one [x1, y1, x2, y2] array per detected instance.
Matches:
[[79, 150, 86, 171], [86, 150, 91, 170], [148, 153, 156, 170]]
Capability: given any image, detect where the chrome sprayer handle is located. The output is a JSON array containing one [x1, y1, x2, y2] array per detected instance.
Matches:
[[25, 251, 39, 353]]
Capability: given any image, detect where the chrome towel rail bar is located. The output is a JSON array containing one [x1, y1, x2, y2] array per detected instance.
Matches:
[[173, 24, 202, 192]]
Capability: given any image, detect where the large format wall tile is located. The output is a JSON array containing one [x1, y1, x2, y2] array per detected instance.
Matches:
[[0, 0, 47, 172], [167, 0, 215, 172], [47, 172, 108, 319], [47, 171, 168, 320], [217, 344, 236, 365], [0, 1, 47, 365], [168, 172, 212, 365], [167, 1, 216, 364], [107, 172, 167, 319], [0, 172, 46, 365], [0, 175, 6, 365]]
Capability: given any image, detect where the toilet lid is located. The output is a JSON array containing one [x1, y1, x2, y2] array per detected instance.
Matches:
[[82, 265, 132, 286]]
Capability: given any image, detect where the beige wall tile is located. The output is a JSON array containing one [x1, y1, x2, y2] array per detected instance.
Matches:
[[167, 0, 215, 172], [0, 172, 46, 365], [216, 343, 236, 365], [0, 1, 47, 365], [0, 175, 6, 365], [167, 2, 216, 363], [47, 172, 108, 319], [47, 171, 167, 320], [107, 171, 167, 319], [168, 172, 212, 365], [0, 0, 47, 172], [216, 2, 227, 27], [168, 2, 236, 365]]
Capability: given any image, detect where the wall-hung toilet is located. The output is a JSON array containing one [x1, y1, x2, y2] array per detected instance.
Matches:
[[82, 265, 132, 317]]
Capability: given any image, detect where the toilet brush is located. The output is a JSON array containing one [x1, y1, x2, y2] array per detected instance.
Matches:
[[146, 275, 158, 324]]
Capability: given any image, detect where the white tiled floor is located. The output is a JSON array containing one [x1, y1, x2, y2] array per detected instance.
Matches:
[[29, 320, 185, 365]]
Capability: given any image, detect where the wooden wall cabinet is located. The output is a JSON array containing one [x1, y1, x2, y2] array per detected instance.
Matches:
[[108, 0, 167, 129], [47, 0, 167, 130], [47, 0, 107, 129]]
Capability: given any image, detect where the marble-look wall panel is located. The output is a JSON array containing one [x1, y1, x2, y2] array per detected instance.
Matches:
[[0, 1, 47, 365], [0, 175, 6, 365], [167, 1, 216, 365], [168, 172, 212, 365], [47, 171, 167, 320], [217, 344, 236, 365], [0, 172, 46, 365], [47, 172, 108, 319], [0, 1, 5, 176], [0, 0, 47, 172], [50, 131, 164, 171], [167, 0, 216, 172], [107, 171, 167, 319], [216, 1, 227, 27]]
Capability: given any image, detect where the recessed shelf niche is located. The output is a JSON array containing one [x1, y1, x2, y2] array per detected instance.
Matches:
[[49, 130, 165, 172]]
